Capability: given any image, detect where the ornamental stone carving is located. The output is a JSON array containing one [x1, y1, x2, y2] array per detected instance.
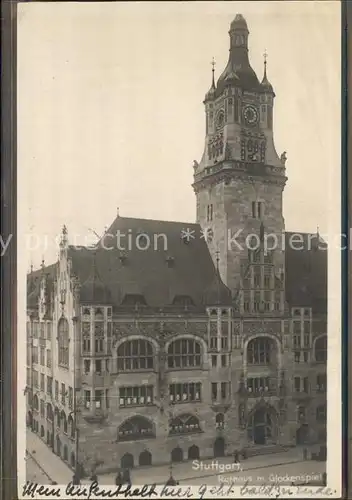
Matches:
[[111, 321, 208, 346], [243, 321, 282, 336]]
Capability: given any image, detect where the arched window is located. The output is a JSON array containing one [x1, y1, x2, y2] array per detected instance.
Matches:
[[315, 336, 327, 363], [55, 407, 60, 428], [215, 413, 225, 429], [33, 394, 39, 411], [168, 339, 201, 369], [316, 404, 326, 422], [118, 416, 155, 442], [58, 318, 69, 367], [117, 340, 154, 371], [68, 414, 75, 438], [61, 411, 68, 434], [169, 414, 201, 435], [247, 337, 275, 365], [46, 403, 53, 421]]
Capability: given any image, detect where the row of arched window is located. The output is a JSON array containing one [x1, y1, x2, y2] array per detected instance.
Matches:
[[114, 336, 327, 371]]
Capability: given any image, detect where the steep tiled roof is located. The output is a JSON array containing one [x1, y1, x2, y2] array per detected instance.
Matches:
[[27, 221, 327, 315], [284, 232, 327, 314], [68, 217, 218, 309], [203, 270, 232, 306]]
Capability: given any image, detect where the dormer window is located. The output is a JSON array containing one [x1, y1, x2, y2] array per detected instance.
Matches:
[[121, 294, 147, 306], [166, 256, 175, 268], [95, 308, 104, 320], [119, 253, 127, 265], [172, 295, 194, 308]]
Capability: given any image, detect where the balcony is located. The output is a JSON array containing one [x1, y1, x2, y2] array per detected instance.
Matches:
[[246, 388, 277, 398]]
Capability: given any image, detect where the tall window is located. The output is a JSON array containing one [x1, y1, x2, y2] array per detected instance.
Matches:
[[33, 370, 39, 388], [84, 390, 91, 409], [94, 323, 104, 353], [207, 204, 213, 222], [119, 386, 153, 407], [169, 414, 201, 435], [247, 337, 274, 365], [46, 376, 52, 396], [61, 383, 66, 405], [209, 323, 217, 350], [316, 404, 326, 422], [117, 340, 154, 371], [211, 382, 218, 401], [118, 416, 155, 442], [68, 387, 73, 409], [46, 349, 51, 368], [315, 336, 327, 363], [215, 413, 225, 429], [247, 377, 270, 394], [82, 323, 91, 354], [40, 348, 45, 366], [40, 373, 45, 391], [169, 383, 201, 403], [168, 339, 201, 369], [316, 374, 326, 392], [58, 318, 69, 367], [55, 380, 58, 400], [94, 390, 103, 409]]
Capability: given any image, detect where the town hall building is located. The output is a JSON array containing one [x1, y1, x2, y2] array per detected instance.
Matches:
[[26, 14, 327, 475]]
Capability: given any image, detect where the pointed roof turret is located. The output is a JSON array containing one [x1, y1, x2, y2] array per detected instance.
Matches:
[[216, 14, 260, 94], [260, 50, 275, 95], [204, 58, 217, 102], [80, 250, 111, 305]]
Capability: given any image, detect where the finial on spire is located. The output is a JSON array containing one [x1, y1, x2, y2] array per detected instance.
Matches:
[[263, 49, 268, 77], [116, 207, 120, 218], [30, 262, 33, 274], [211, 57, 216, 88], [41, 257, 45, 270]]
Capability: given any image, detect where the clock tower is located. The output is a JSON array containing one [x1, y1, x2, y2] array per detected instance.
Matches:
[[193, 14, 287, 302]]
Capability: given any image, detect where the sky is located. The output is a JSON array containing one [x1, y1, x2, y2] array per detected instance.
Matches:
[[17, 1, 341, 269]]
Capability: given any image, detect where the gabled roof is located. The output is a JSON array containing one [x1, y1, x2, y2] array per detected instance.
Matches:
[[68, 217, 218, 309]]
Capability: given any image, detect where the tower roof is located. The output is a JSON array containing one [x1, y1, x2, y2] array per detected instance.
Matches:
[[230, 14, 249, 31], [217, 15, 260, 94], [204, 58, 217, 102], [260, 50, 275, 94]]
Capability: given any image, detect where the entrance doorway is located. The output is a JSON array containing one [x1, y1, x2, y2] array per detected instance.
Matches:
[[139, 450, 152, 466], [213, 437, 225, 457], [121, 453, 134, 469], [171, 447, 183, 463], [188, 445, 200, 460], [248, 406, 276, 445], [296, 424, 309, 445]]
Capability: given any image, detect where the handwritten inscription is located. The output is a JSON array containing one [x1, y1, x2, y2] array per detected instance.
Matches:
[[22, 481, 337, 499]]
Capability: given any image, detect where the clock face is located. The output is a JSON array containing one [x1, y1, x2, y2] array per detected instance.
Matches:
[[243, 105, 259, 126], [215, 110, 225, 130]]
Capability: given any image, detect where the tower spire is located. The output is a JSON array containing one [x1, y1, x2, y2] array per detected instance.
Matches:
[[263, 49, 268, 79], [211, 57, 216, 89], [260, 48, 274, 94]]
